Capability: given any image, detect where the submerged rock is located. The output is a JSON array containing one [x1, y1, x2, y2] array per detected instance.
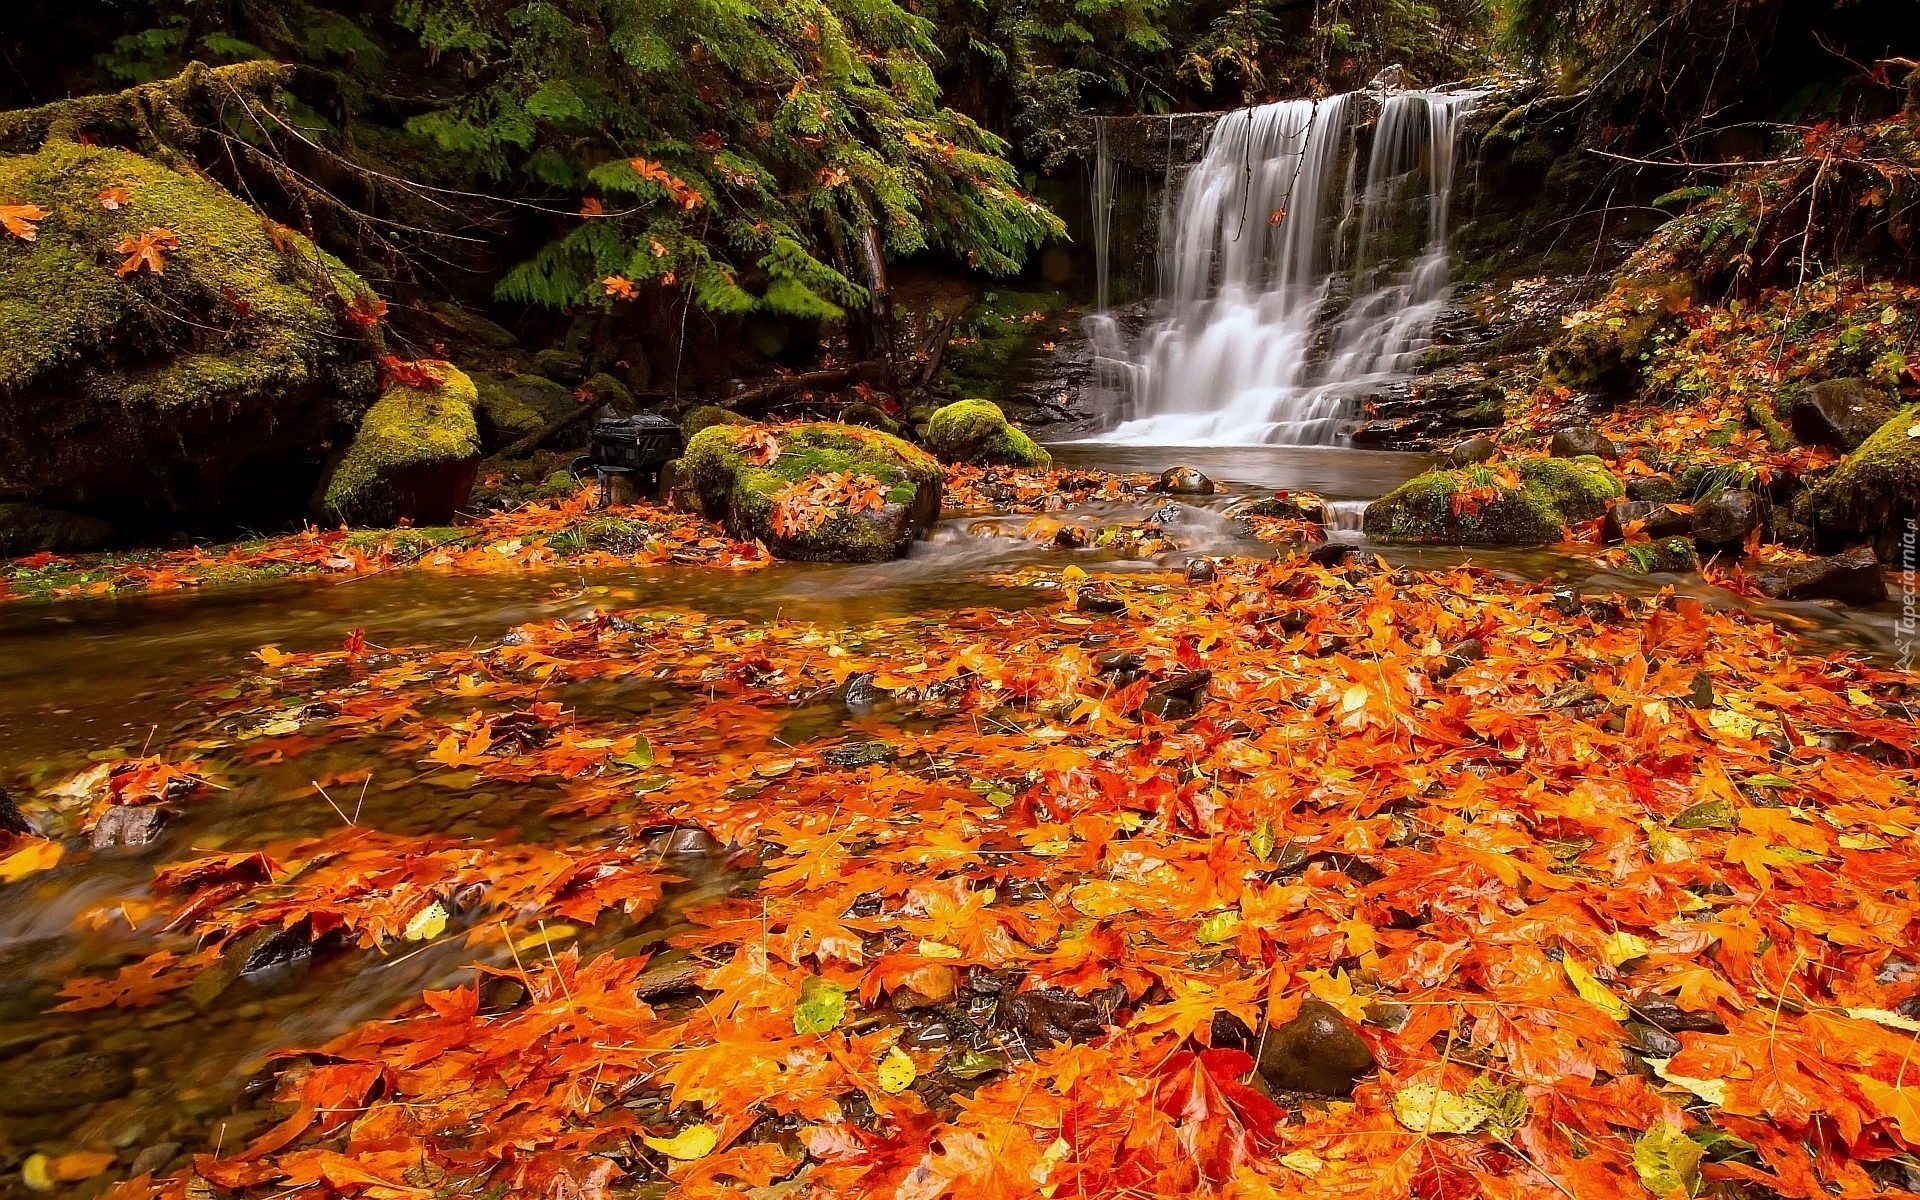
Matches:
[[0, 1050, 135, 1115], [1790, 378, 1897, 452], [1755, 546, 1888, 605], [0, 787, 34, 836], [1256, 1000, 1376, 1097], [1600, 499, 1691, 544], [0, 141, 383, 541], [322, 364, 482, 526], [1364, 457, 1623, 545], [1157, 466, 1215, 495], [91, 805, 167, 849], [924, 400, 1051, 468], [676, 422, 942, 563], [1548, 426, 1617, 460]]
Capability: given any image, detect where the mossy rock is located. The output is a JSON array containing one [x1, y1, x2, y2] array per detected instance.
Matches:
[[924, 400, 1051, 468], [471, 373, 576, 447], [680, 405, 751, 438], [1797, 405, 1920, 562], [323, 364, 482, 526], [678, 422, 942, 562], [1364, 457, 1624, 545], [427, 302, 517, 350], [0, 140, 382, 526], [843, 403, 903, 438], [0, 502, 113, 556], [1545, 273, 1691, 395], [1619, 537, 1701, 574]]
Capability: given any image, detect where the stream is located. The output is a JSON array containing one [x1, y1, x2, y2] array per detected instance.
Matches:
[[0, 437, 1909, 1191]]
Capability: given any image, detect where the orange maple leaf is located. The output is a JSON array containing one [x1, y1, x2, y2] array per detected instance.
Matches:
[[603, 275, 638, 300], [0, 201, 50, 241], [114, 226, 182, 276], [97, 187, 130, 210]]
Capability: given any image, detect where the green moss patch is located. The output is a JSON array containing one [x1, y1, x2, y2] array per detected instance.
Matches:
[[925, 399, 1051, 468], [940, 289, 1067, 402], [323, 365, 482, 526], [1798, 405, 1920, 560], [679, 422, 942, 562], [1364, 457, 1624, 546]]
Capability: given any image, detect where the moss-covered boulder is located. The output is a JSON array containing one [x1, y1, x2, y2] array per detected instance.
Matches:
[[472, 373, 576, 447], [1364, 457, 1624, 545], [323, 364, 482, 526], [1545, 273, 1691, 396], [1797, 405, 1920, 562], [678, 422, 942, 562], [925, 400, 1051, 468], [0, 140, 382, 533], [680, 405, 751, 439]]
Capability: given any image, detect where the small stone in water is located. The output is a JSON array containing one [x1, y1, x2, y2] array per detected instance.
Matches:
[[1158, 466, 1215, 495], [91, 805, 168, 849], [1185, 558, 1217, 582]]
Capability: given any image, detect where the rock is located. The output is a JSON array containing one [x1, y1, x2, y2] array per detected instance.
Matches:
[[1157, 466, 1215, 495], [470, 374, 574, 447], [1235, 494, 1326, 522], [842, 403, 903, 437], [427, 301, 517, 349], [1185, 558, 1217, 583], [839, 672, 890, 714], [1797, 405, 1920, 564], [1256, 1000, 1376, 1097], [1548, 426, 1617, 460], [1545, 273, 1691, 396], [1306, 542, 1361, 567], [678, 405, 751, 439], [1430, 638, 1484, 679], [1625, 476, 1680, 503], [924, 400, 1051, 468], [648, 826, 722, 856], [532, 348, 588, 383], [1626, 1022, 1683, 1059], [1755, 546, 1888, 605], [1002, 984, 1125, 1047], [1448, 436, 1498, 466], [1691, 488, 1768, 550], [0, 141, 382, 531], [323, 364, 482, 526], [1141, 670, 1211, 720], [128, 1143, 183, 1178], [91, 805, 167, 849], [1619, 538, 1700, 574], [1684, 672, 1715, 710], [0, 1051, 135, 1115], [677, 423, 942, 562], [1052, 524, 1090, 549], [578, 372, 632, 408], [0, 788, 33, 835], [1600, 500, 1691, 544], [0, 502, 114, 557], [189, 927, 315, 1009], [1075, 588, 1128, 615], [822, 740, 899, 768], [1094, 650, 1143, 674], [1790, 378, 1897, 452], [1364, 457, 1623, 545]]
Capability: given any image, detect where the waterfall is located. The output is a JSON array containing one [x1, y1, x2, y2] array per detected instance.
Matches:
[[1090, 117, 1116, 314], [1099, 88, 1480, 446]]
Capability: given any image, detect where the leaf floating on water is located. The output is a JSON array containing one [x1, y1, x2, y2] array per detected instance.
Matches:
[[793, 974, 846, 1035], [0, 840, 63, 883], [642, 1124, 717, 1161], [403, 900, 448, 942], [1633, 1121, 1705, 1198], [877, 1046, 917, 1094]]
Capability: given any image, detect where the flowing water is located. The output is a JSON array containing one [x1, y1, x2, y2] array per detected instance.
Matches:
[[1094, 88, 1480, 446]]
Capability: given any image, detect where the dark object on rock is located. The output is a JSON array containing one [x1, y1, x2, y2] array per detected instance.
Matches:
[[1306, 542, 1361, 568], [1147, 502, 1185, 527], [839, 672, 890, 714], [1185, 558, 1217, 583], [129, 1143, 184, 1178], [1692, 488, 1769, 549], [1094, 650, 1143, 675], [1600, 500, 1692, 544], [1430, 638, 1484, 680], [1256, 1000, 1376, 1097], [0, 1050, 136, 1116], [1626, 1021, 1683, 1059], [1002, 984, 1126, 1047], [0, 788, 34, 836], [1791, 378, 1897, 452], [1755, 546, 1888, 605], [240, 926, 315, 982], [1141, 670, 1211, 720], [1684, 672, 1716, 710], [91, 805, 168, 849], [1075, 589, 1128, 615], [1157, 466, 1215, 495], [1549, 426, 1617, 460], [1629, 994, 1727, 1033], [1052, 525, 1090, 550], [589, 413, 684, 496], [533, 348, 588, 383], [823, 740, 899, 769], [1449, 436, 1498, 466], [1626, 476, 1680, 503]]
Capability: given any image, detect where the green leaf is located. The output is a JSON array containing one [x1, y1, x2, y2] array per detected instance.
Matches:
[[945, 1047, 1008, 1080], [794, 975, 847, 1035], [612, 737, 654, 769], [1195, 910, 1241, 945], [1670, 799, 1737, 831], [1633, 1121, 1704, 1197]]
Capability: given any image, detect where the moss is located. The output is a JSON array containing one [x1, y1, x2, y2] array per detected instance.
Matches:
[[940, 289, 1067, 402], [680, 405, 751, 438], [924, 399, 1051, 468], [1621, 538, 1700, 574], [1798, 405, 1920, 555], [323, 365, 482, 526], [679, 422, 942, 562], [0, 140, 380, 518], [1364, 457, 1623, 545], [472, 375, 562, 444], [1545, 272, 1691, 394], [842, 403, 903, 438], [547, 515, 654, 557]]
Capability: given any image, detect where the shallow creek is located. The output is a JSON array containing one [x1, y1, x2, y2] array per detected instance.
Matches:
[[0, 442, 1904, 1187]]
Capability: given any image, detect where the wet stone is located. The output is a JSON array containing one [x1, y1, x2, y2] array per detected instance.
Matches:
[[1157, 467, 1215, 495], [1141, 670, 1211, 721], [1256, 999, 1376, 1097], [1548, 426, 1617, 460], [839, 672, 890, 714], [1629, 994, 1727, 1033], [1755, 546, 1889, 605], [1305, 542, 1360, 568], [1448, 436, 1498, 466], [1185, 558, 1218, 583], [91, 805, 168, 849], [0, 1050, 136, 1116], [1692, 489, 1768, 549], [1627, 1021, 1684, 1059], [822, 740, 899, 769], [1601, 500, 1692, 544], [1094, 649, 1143, 674], [1075, 589, 1128, 615], [0, 787, 34, 836], [1625, 476, 1680, 503], [1002, 984, 1126, 1047], [1430, 638, 1484, 680]]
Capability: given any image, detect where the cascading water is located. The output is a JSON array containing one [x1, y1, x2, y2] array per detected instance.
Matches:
[[1097, 87, 1479, 446]]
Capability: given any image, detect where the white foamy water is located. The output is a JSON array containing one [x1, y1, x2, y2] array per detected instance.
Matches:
[[1097, 88, 1479, 446]]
